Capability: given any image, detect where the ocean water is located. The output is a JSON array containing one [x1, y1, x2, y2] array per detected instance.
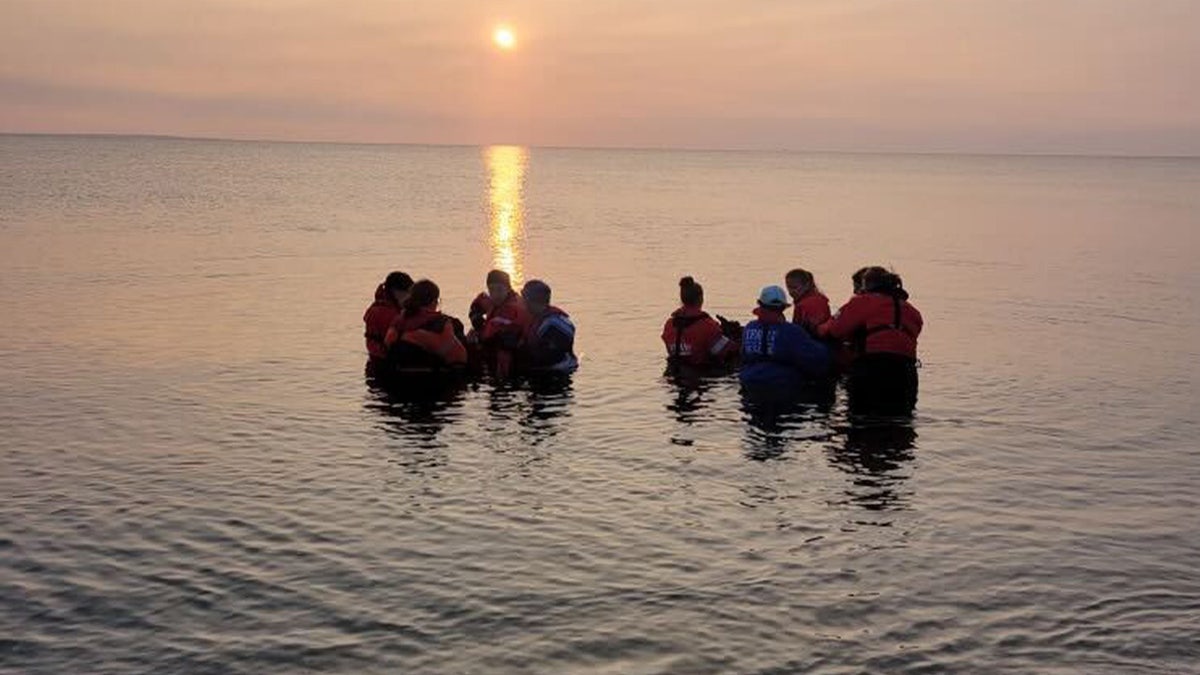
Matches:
[[1, 134, 1199, 674]]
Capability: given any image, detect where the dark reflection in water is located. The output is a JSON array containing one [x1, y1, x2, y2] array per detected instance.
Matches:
[[486, 374, 575, 447], [826, 419, 918, 518], [662, 368, 727, 447], [364, 369, 467, 454], [739, 383, 836, 461]]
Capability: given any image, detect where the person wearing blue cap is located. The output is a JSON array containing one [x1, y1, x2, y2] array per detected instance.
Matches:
[[739, 285, 831, 389]]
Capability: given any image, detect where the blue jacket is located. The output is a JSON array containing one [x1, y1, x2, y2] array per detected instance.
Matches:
[[522, 306, 578, 373], [739, 309, 831, 388]]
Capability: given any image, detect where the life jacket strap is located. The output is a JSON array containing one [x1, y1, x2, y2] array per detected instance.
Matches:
[[670, 312, 709, 358]]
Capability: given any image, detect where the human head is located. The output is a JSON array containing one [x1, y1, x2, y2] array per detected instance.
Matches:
[[403, 279, 440, 313], [384, 271, 414, 305], [486, 269, 512, 303], [757, 285, 791, 312], [851, 267, 870, 294], [679, 276, 704, 308], [521, 279, 552, 316], [862, 267, 902, 294], [784, 268, 815, 300]]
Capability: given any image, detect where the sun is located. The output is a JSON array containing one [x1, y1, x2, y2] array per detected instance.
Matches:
[[493, 26, 516, 51]]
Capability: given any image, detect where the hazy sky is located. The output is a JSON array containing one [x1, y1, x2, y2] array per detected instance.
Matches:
[[2, 0, 1197, 154]]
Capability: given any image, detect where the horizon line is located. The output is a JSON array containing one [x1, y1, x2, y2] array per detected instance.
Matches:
[[3, 130, 1198, 161]]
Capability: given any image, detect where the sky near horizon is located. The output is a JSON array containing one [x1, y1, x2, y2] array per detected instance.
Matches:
[[1, 0, 1197, 154]]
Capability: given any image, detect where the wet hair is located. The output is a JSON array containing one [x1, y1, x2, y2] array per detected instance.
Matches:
[[679, 276, 704, 306], [486, 269, 511, 289], [384, 271, 414, 292], [861, 267, 902, 294], [521, 279, 551, 305], [402, 279, 440, 313], [851, 267, 871, 293], [785, 268, 817, 291]]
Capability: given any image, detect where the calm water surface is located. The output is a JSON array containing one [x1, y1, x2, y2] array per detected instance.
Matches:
[[2, 135, 1199, 673]]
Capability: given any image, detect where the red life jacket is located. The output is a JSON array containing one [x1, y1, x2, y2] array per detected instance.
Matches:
[[661, 306, 734, 366], [393, 308, 467, 366], [822, 292, 922, 359], [792, 290, 832, 329], [480, 291, 532, 346], [363, 284, 400, 360]]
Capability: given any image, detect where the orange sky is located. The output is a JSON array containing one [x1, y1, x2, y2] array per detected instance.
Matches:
[[2, 0, 1197, 154]]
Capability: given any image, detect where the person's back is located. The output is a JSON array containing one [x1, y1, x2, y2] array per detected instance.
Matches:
[[820, 268, 922, 414], [796, 291, 832, 329], [740, 286, 831, 389], [661, 276, 737, 368], [822, 292, 921, 358], [384, 280, 467, 372], [520, 280, 578, 373]]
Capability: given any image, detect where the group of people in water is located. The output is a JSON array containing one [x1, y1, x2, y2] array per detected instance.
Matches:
[[663, 267, 922, 415], [364, 265, 922, 416], [364, 269, 579, 382]]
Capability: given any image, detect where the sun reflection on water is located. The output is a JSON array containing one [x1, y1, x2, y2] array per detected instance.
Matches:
[[485, 145, 528, 283]]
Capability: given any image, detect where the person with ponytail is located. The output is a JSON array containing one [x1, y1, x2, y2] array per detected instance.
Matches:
[[819, 267, 923, 415], [383, 279, 468, 371], [661, 276, 738, 368], [363, 271, 413, 362]]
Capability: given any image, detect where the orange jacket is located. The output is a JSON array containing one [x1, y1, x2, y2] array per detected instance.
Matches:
[[792, 290, 832, 331], [478, 291, 532, 348], [385, 308, 467, 366], [661, 306, 736, 366], [820, 292, 922, 359]]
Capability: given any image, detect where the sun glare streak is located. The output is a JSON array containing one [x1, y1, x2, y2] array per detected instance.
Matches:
[[485, 145, 528, 283]]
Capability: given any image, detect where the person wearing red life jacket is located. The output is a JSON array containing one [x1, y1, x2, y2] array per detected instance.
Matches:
[[819, 267, 923, 415], [661, 276, 739, 369], [822, 265, 886, 372], [363, 271, 413, 362], [784, 268, 832, 333], [851, 266, 872, 295], [467, 269, 532, 379], [383, 279, 467, 371]]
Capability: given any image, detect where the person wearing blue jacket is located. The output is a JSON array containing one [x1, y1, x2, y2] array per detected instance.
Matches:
[[740, 285, 831, 389]]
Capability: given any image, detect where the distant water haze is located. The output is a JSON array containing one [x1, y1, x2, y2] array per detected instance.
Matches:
[[2, 1, 1199, 155], [2, 135, 1199, 672]]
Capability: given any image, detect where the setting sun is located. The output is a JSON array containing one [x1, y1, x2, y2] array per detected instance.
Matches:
[[493, 26, 516, 51]]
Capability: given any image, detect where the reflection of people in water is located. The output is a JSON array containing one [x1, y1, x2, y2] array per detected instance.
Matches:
[[740, 385, 836, 461], [663, 369, 727, 447], [826, 420, 917, 513], [664, 370, 716, 426], [363, 374, 466, 462], [485, 374, 575, 448]]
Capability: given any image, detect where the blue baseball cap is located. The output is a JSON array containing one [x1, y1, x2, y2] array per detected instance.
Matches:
[[757, 285, 791, 308]]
